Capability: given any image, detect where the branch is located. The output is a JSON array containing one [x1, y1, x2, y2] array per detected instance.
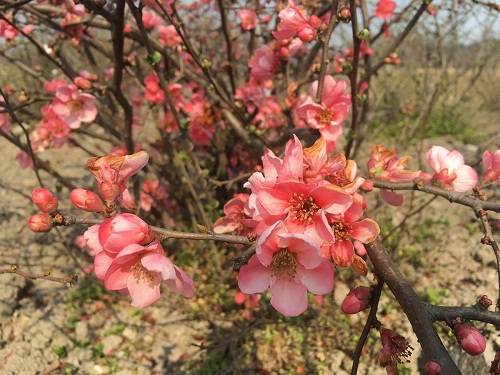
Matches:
[[0, 266, 78, 286], [426, 304, 500, 326], [371, 180, 500, 213]]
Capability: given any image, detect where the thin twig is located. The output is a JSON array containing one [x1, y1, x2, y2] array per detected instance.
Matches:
[[0, 266, 78, 286]]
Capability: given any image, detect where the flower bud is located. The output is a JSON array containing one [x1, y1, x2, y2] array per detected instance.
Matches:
[[28, 213, 53, 232], [338, 8, 351, 23], [454, 323, 486, 356], [70, 189, 105, 212], [297, 23, 316, 42], [32, 188, 59, 213], [341, 286, 371, 314], [361, 179, 374, 192], [424, 360, 442, 375], [308, 15, 322, 28]]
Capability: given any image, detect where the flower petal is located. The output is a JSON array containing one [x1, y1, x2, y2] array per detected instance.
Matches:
[[270, 277, 308, 316]]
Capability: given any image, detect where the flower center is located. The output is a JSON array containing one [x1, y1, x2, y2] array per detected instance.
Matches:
[[315, 108, 334, 125], [331, 220, 352, 240], [131, 261, 157, 286], [69, 99, 84, 111], [289, 193, 319, 224], [389, 336, 414, 365], [271, 248, 298, 281], [327, 170, 349, 187]]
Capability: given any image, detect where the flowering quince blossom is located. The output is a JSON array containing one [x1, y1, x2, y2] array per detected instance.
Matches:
[[0, 113, 12, 133], [86, 151, 149, 210], [368, 145, 421, 206], [375, 0, 397, 19], [248, 43, 279, 80], [272, 8, 319, 43], [421, 146, 478, 192], [213, 194, 252, 236], [324, 200, 379, 267], [144, 72, 165, 104], [101, 241, 194, 308], [50, 83, 98, 129], [341, 286, 371, 314], [296, 75, 351, 152], [453, 322, 486, 356], [482, 150, 500, 185], [158, 25, 183, 48], [237, 9, 258, 31], [238, 221, 334, 316], [379, 328, 413, 375]]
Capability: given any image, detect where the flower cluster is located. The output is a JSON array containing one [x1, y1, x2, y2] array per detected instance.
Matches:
[[216, 136, 380, 316]]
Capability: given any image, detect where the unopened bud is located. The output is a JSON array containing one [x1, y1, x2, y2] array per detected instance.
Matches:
[[454, 323, 486, 356], [356, 29, 370, 40], [341, 286, 371, 314], [308, 15, 322, 28], [338, 7, 351, 23], [70, 189, 105, 212], [361, 179, 374, 192], [424, 360, 442, 375], [297, 23, 316, 42], [28, 213, 53, 232], [32, 188, 59, 213], [342, 62, 352, 75]]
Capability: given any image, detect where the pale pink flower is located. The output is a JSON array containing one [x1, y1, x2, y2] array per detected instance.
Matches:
[[237, 9, 258, 31], [422, 146, 478, 192], [482, 150, 500, 185], [70, 189, 105, 212], [16, 151, 34, 169], [86, 151, 149, 209], [50, 83, 97, 129], [238, 221, 334, 316], [139, 180, 167, 212], [248, 43, 279, 80], [102, 241, 194, 307], [44, 79, 67, 94], [213, 194, 251, 235], [272, 8, 316, 42], [158, 25, 182, 47], [375, 0, 397, 19], [32, 188, 59, 213], [32, 106, 72, 150], [296, 75, 351, 152], [83, 225, 102, 257], [142, 10, 163, 30]]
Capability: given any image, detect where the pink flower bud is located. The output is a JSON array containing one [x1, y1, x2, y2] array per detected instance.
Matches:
[[70, 189, 105, 212], [296, 23, 316, 42], [234, 291, 246, 305], [361, 179, 374, 192], [424, 360, 442, 375], [308, 15, 322, 28], [31, 188, 59, 213], [28, 213, 53, 232], [341, 286, 371, 314], [454, 323, 486, 356]]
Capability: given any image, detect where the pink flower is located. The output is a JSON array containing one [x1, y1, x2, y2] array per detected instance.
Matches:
[[213, 194, 251, 235], [101, 241, 194, 307], [324, 201, 379, 267], [0, 19, 18, 41], [86, 151, 149, 209], [237, 9, 258, 31], [158, 25, 182, 47], [341, 286, 371, 314], [379, 328, 413, 375], [28, 213, 53, 232], [32, 188, 59, 213], [70, 189, 105, 212], [375, 0, 397, 19], [296, 75, 351, 152], [50, 83, 97, 129], [0, 113, 12, 133], [454, 323, 486, 356], [422, 146, 478, 192], [249, 43, 279, 80], [238, 221, 334, 316], [482, 150, 500, 185], [272, 8, 316, 42], [16, 151, 34, 169], [141, 10, 163, 30], [144, 72, 165, 104]]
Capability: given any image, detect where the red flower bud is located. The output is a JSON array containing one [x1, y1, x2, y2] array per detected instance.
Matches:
[[361, 179, 374, 192], [424, 360, 442, 375], [341, 286, 371, 314], [70, 189, 105, 212], [308, 15, 322, 28], [296, 23, 316, 42], [28, 213, 53, 232], [454, 323, 486, 356], [32, 188, 59, 213]]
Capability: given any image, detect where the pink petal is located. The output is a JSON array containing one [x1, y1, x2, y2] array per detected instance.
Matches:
[[256, 221, 283, 266], [127, 273, 161, 307], [380, 189, 403, 206], [141, 253, 175, 280], [104, 263, 130, 290], [312, 184, 352, 214], [94, 251, 115, 280], [119, 151, 149, 182], [426, 146, 448, 172], [453, 165, 478, 192], [278, 233, 322, 269], [270, 278, 308, 316], [163, 265, 195, 298], [238, 255, 272, 294], [330, 240, 354, 267], [297, 259, 334, 294], [351, 219, 380, 243]]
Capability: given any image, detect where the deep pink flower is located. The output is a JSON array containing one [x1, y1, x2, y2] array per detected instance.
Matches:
[[86, 151, 149, 209], [237, 9, 258, 31], [158, 25, 182, 47], [379, 328, 413, 375], [375, 0, 397, 19], [144, 72, 165, 104], [102, 241, 194, 307], [32, 188, 59, 213], [238, 221, 334, 316], [341, 286, 371, 314], [273, 7, 316, 42], [296, 76, 351, 152], [140, 180, 167, 212], [70, 189, 105, 212], [454, 323, 486, 356], [0, 19, 18, 40], [50, 83, 97, 129], [482, 150, 500, 185], [422, 146, 478, 192], [28, 213, 53, 232]]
